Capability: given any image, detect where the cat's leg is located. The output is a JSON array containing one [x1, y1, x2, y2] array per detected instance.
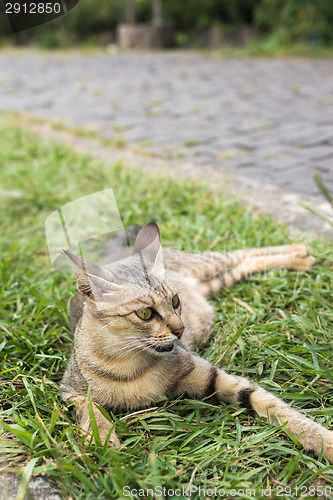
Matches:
[[71, 396, 120, 446], [196, 250, 315, 295], [222, 250, 316, 288], [173, 355, 333, 463]]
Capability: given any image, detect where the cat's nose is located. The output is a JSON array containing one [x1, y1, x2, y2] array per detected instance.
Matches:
[[172, 327, 185, 338]]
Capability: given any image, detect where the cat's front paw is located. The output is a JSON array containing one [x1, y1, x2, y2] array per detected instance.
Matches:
[[81, 417, 120, 447], [98, 425, 121, 447], [75, 397, 120, 447]]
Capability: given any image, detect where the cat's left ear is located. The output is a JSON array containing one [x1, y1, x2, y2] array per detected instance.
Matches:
[[63, 249, 121, 301], [133, 222, 164, 279]]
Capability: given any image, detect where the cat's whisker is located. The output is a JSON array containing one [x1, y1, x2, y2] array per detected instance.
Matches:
[[102, 342, 139, 358], [101, 339, 146, 361]]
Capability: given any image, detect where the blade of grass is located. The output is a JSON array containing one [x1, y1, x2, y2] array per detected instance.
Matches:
[[16, 457, 38, 500], [87, 386, 102, 447]]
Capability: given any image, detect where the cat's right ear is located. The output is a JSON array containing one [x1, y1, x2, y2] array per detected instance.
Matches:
[[133, 222, 164, 279], [62, 250, 120, 300], [133, 222, 161, 255]]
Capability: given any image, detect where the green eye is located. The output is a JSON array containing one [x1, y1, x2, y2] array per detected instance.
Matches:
[[136, 308, 153, 320], [172, 294, 180, 309]]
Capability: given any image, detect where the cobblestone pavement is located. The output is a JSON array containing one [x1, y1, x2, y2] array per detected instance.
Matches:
[[0, 50, 333, 197]]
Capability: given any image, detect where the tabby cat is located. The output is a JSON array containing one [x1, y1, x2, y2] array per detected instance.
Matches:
[[60, 222, 333, 462]]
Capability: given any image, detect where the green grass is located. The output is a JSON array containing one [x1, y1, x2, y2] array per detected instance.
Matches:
[[203, 41, 333, 59], [0, 120, 332, 499]]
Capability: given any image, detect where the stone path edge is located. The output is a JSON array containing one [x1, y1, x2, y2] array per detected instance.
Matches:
[[22, 119, 333, 238]]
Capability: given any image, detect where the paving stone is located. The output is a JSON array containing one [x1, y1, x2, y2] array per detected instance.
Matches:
[[282, 128, 333, 147], [311, 156, 333, 174], [234, 131, 279, 150], [231, 165, 276, 183], [0, 472, 61, 500], [296, 144, 333, 162], [292, 145, 333, 161], [257, 156, 303, 171], [216, 153, 259, 170], [271, 166, 322, 195]]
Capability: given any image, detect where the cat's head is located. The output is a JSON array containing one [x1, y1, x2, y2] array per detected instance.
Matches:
[[64, 222, 185, 354]]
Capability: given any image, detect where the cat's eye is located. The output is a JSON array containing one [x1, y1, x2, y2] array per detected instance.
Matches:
[[172, 294, 180, 309], [136, 308, 153, 321]]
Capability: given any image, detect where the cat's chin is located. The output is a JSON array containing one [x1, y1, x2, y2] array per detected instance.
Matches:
[[141, 340, 175, 353]]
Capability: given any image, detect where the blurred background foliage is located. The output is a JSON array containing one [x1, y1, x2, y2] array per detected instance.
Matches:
[[0, 0, 333, 49]]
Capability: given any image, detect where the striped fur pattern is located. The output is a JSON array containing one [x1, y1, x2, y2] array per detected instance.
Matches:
[[60, 223, 333, 462]]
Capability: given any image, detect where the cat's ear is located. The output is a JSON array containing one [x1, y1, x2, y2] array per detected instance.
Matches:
[[63, 250, 120, 300], [133, 222, 164, 278], [133, 222, 161, 255]]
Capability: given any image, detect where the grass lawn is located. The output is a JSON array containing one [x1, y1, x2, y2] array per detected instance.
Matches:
[[0, 120, 332, 499]]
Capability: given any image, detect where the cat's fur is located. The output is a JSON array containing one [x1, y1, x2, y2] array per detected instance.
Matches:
[[60, 223, 333, 462]]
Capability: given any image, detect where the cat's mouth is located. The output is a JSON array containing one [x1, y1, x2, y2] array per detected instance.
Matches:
[[142, 340, 175, 353]]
